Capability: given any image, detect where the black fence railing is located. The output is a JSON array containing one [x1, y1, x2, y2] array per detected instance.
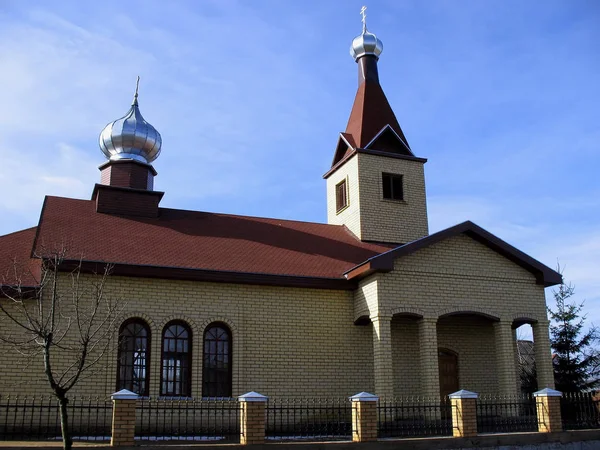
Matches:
[[561, 392, 600, 430], [135, 397, 239, 443], [377, 397, 452, 438], [0, 395, 112, 441], [266, 398, 351, 441], [476, 394, 537, 434]]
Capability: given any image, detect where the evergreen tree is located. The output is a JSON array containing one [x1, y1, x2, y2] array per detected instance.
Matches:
[[548, 277, 599, 392]]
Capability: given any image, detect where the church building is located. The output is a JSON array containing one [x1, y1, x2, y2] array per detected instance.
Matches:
[[0, 17, 561, 400]]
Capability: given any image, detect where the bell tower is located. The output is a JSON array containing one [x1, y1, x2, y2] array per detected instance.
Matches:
[[324, 8, 428, 244]]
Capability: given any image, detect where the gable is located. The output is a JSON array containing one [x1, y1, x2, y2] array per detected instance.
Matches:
[[364, 125, 413, 156], [392, 233, 537, 283], [345, 221, 562, 287]]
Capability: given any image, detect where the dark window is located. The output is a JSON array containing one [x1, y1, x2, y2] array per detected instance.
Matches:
[[117, 319, 150, 396], [382, 173, 404, 200], [161, 321, 192, 396], [336, 179, 348, 212], [203, 323, 232, 397]]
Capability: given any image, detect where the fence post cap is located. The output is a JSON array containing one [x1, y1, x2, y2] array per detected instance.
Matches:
[[349, 391, 379, 402], [111, 389, 139, 400], [448, 389, 479, 399], [238, 391, 268, 402], [533, 388, 562, 397]]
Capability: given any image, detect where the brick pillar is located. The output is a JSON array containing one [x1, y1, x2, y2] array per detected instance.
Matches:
[[449, 390, 478, 438], [239, 391, 268, 445], [372, 316, 394, 398], [418, 318, 440, 398], [110, 389, 138, 447], [349, 392, 379, 442], [494, 321, 519, 397], [533, 321, 556, 389], [534, 388, 563, 433]]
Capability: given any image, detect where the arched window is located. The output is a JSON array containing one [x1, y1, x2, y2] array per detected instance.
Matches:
[[117, 319, 150, 396], [203, 323, 232, 397], [160, 321, 192, 396]]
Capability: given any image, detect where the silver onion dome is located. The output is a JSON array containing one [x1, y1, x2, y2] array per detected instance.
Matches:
[[350, 6, 383, 61], [99, 78, 162, 164]]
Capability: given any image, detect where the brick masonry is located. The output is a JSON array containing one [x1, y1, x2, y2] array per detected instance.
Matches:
[[0, 207, 554, 400], [111, 399, 136, 446], [326, 152, 428, 244]]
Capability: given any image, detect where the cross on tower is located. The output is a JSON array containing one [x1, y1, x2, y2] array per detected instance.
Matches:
[[360, 6, 367, 31]]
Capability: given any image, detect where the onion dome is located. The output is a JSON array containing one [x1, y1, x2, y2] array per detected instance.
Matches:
[[99, 77, 162, 164], [350, 6, 383, 61]]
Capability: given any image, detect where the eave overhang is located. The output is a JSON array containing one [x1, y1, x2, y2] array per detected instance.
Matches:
[[58, 260, 356, 291], [345, 221, 563, 287], [323, 148, 427, 179]]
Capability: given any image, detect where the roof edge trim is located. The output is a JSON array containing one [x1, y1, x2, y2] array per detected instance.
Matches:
[[58, 260, 356, 291], [346, 221, 562, 287]]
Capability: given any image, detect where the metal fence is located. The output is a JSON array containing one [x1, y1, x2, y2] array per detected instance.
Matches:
[[266, 398, 351, 441], [135, 397, 240, 443], [377, 397, 452, 438], [0, 395, 112, 441], [476, 394, 537, 434], [561, 392, 600, 430]]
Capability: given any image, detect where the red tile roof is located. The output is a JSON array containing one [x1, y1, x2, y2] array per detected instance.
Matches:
[[0, 227, 40, 287], [28, 196, 392, 281]]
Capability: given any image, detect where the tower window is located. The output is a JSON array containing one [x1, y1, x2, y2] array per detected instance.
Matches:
[[336, 179, 348, 213], [382, 173, 403, 201]]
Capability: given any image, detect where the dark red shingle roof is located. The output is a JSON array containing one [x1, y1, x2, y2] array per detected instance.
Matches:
[[30, 196, 392, 280]]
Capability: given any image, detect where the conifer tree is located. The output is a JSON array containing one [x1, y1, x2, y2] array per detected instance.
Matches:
[[548, 276, 599, 392]]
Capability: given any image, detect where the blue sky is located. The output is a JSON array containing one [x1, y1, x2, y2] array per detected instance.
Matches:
[[0, 0, 598, 330]]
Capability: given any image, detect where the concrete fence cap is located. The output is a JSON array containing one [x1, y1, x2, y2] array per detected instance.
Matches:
[[111, 389, 139, 400], [349, 392, 379, 402], [533, 388, 563, 397], [238, 391, 268, 402], [448, 389, 479, 399]]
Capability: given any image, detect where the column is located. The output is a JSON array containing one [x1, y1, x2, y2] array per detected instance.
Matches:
[[533, 321, 555, 389], [418, 318, 440, 399], [110, 389, 138, 447], [372, 316, 394, 399], [449, 390, 478, 438], [238, 391, 268, 445], [350, 392, 379, 442], [534, 388, 563, 432], [494, 321, 519, 397]]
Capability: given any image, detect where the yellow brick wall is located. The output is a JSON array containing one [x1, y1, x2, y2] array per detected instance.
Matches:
[[0, 276, 374, 398], [326, 153, 428, 244], [360, 233, 552, 397], [356, 153, 428, 244], [378, 234, 548, 321], [437, 316, 498, 395], [326, 154, 361, 237], [390, 317, 420, 397]]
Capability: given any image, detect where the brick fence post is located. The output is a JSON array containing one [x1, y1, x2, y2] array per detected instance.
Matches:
[[534, 388, 563, 433], [350, 392, 379, 442], [449, 390, 478, 438], [110, 389, 139, 447], [239, 391, 268, 445]]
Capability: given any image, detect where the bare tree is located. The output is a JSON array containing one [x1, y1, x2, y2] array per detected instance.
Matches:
[[0, 249, 124, 450]]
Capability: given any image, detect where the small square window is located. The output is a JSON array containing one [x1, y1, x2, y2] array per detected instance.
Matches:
[[382, 173, 403, 201], [336, 179, 348, 212]]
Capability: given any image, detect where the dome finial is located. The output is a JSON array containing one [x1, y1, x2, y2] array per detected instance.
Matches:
[[132, 75, 140, 106], [350, 5, 383, 62], [99, 77, 162, 164]]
